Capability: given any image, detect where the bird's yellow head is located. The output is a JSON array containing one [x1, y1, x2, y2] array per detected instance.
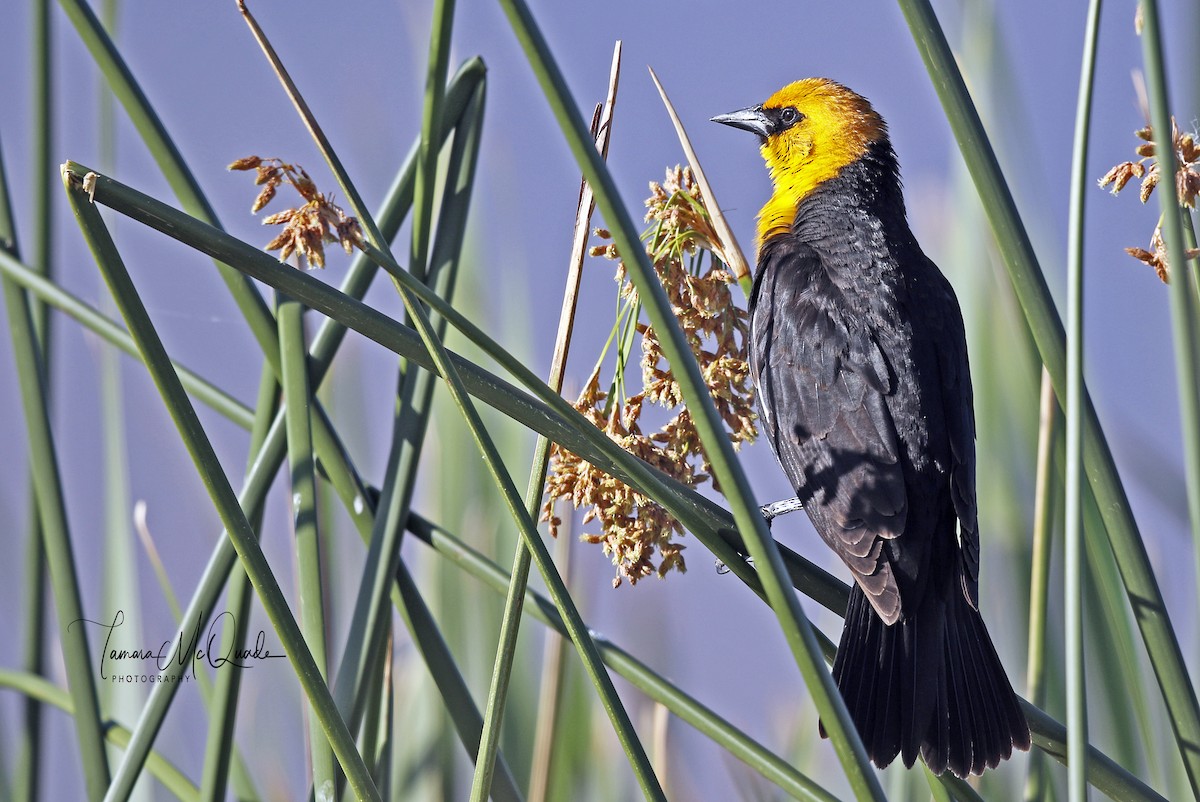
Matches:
[[712, 79, 888, 244]]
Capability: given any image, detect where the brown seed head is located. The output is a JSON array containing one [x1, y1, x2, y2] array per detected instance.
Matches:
[[230, 155, 364, 269], [544, 166, 756, 587]]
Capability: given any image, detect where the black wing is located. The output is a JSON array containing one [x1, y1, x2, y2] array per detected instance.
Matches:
[[751, 237, 910, 623], [931, 265, 979, 607]]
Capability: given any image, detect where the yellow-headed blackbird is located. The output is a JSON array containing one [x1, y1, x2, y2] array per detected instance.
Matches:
[[713, 79, 1030, 777]]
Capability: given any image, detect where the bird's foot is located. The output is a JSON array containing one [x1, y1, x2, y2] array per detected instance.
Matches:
[[759, 496, 804, 527], [715, 555, 754, 575], [715, 499, 801, 574]]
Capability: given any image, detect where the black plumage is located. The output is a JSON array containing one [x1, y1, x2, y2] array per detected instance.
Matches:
[[747, 134, 1030, 776]]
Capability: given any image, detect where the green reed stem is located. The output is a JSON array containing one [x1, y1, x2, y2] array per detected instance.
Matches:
[[1024, 371, 1059, 802], [491, 0, 882, 795], [242, 11, 661, 790], [897, 1, 1200, 793], [0, 670, 196, 801], [279, 295, 335, 799], [65, 171, 381, 802], [65, 162, 1165, 801], [1065, 1, 1103, 798], [1, 147, 110, 802], [472, 53, 620, 802], [411, 0, 455, 283], [407, 513, 839, 802], [44, 74, 479, 789], [1139, 0, 1200, 659], [198, 368, 275, 802]]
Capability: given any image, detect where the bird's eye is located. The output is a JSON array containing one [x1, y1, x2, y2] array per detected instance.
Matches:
[[779, 107, 801, 126]]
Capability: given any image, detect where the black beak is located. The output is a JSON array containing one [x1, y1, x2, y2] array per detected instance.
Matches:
[[711, 105, 772, 138]]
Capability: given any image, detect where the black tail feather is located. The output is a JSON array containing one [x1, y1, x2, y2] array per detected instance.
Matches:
[[826, 580, 1030, 778], [943, 597, 977, 777]]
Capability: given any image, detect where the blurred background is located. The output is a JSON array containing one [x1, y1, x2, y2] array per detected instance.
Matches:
[[0, 0, 1197, 799]]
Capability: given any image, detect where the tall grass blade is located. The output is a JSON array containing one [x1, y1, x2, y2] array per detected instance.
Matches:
[[234, 13, 496, 766], [895, 1, 1200, 792], [307, 393, 526, 802], [1024, 372, 1059, 802], [1079, 489, 1161, 785], [301, 391, 524, 801], [64, 170, 381, 802], [526, 519, 573, 802], [17, 0, 56, 792], [68, 163, 1164, 798], [0, 147, 111, 802], [490, 1, 883, 795], [333, 83, 482, 743], [15, 502, 47, 802], [278, 295, 335, 799], [93, 2, 153, 796], [1064, 1, 1103, 798], [46, 86, 477, 788], [410, 0, 455, 282], [198, 368, 275, 802], [1025, 702, 1166, 802], [238, 9, 662, 791], [0, 670, 198, 801], [31, 0, 53, 338], [407, 513, 841, 802], [472, 44, 621, 802], [1137, 0, 1200, 637]]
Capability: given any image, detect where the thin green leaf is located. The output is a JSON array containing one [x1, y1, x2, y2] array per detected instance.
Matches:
[[292, 348, 527, 802], [25, 5, 56, 794], [410, 0, 456, 282], [896, 0, 1200, 792], [331, 75, 485, 749], [0, 670, 197, 802], [43, 64, 483, 793], [1064, 2, 1103, 797], [473, 46, 620, 802], [278, 295, 335, 798], [1138, 5, 1200, 724], [12, 8, 55, 799], [68, 162, 1164, 800], [0, 144, 111, 802], [64, 171, 381, 802], [407, 513, 840, 802], [1024, 372, 1059, 802], [198, 367, 274, 802], [238, 7, 661, 790], [490, 1, 881, 796]]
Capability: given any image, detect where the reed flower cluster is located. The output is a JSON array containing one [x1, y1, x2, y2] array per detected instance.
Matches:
[[544, 167, 756, 587], [1100, 119, 1200, 282], [229, 155, 363, 269]]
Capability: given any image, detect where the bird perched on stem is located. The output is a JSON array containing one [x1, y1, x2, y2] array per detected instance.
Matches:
[[713, 79, 1030, 778]]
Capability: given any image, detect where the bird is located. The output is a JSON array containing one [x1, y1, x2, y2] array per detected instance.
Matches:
[[712, 78, 1030, 778]]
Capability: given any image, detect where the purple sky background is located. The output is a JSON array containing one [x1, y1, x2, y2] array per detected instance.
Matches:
[[1, 1, 1197, 799]]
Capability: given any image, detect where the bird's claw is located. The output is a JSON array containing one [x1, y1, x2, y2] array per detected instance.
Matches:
[[715, 499, 802, 574], [759, 496, 804, 527], [715, 554, 754, 575]]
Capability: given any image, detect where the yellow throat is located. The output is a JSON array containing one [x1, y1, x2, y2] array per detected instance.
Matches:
[[753, 79, 888, 246]]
